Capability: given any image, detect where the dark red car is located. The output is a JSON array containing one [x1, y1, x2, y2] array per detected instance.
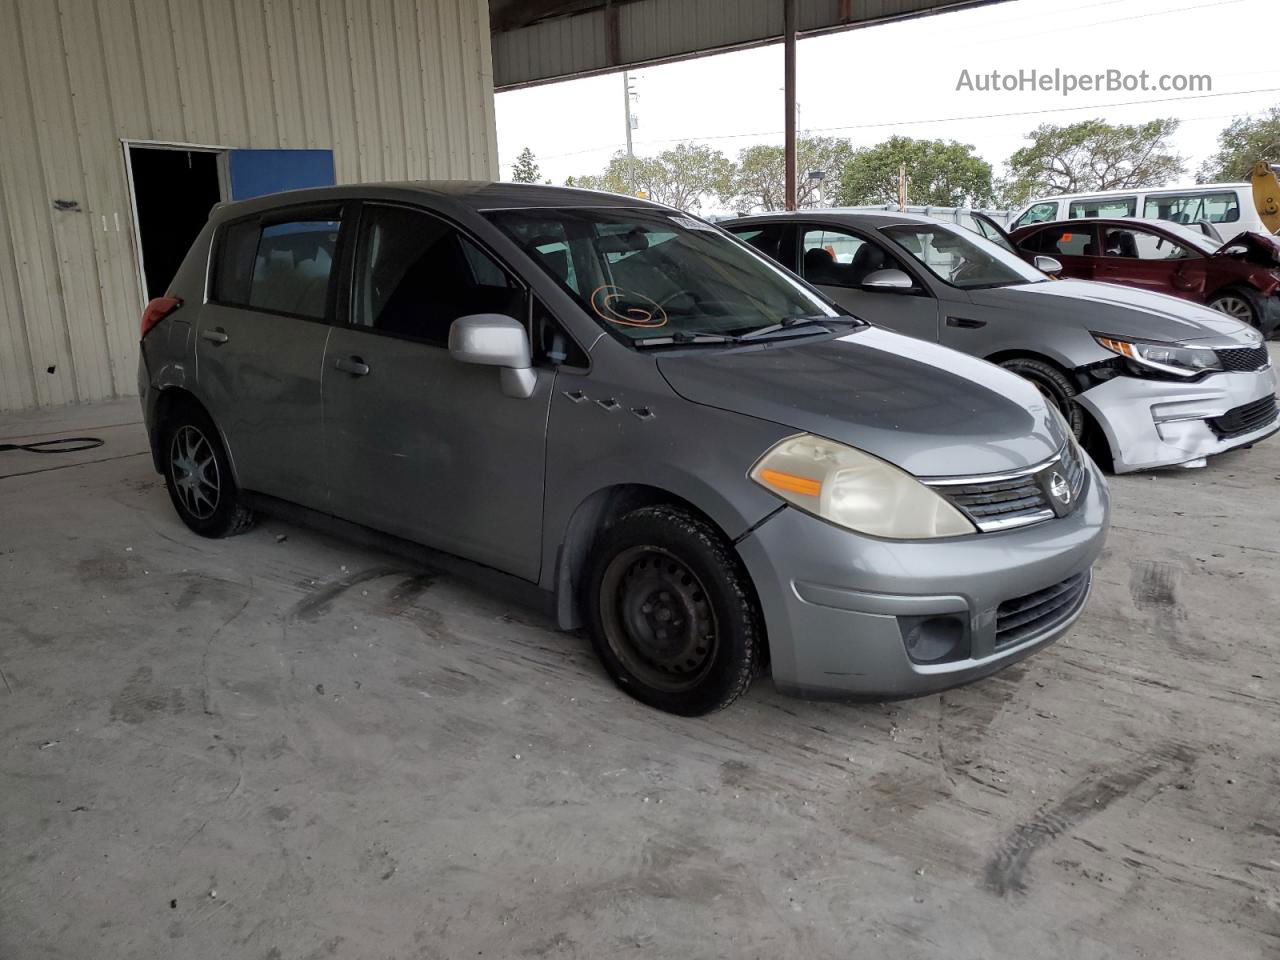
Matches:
[[974, 214, 1280, 338]]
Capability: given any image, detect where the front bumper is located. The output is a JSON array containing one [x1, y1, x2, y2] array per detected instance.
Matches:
[[736, 458, 1109, 699], [1075, 366, 1279, 473]]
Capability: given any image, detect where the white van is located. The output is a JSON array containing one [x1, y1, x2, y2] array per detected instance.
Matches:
[[1011, 183, 1274, 238]]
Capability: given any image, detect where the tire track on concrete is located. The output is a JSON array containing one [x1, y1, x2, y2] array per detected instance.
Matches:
[[982, 742, 1194, 896]]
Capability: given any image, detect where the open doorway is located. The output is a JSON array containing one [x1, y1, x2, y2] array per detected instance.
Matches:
[[126, 145, 223, 301]]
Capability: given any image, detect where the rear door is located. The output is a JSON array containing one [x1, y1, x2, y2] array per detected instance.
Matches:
[[1020, 224, 1101, 280], [195, 204, 344, 509], [796, 224, 940, 342], [321, 201, 553, 581]]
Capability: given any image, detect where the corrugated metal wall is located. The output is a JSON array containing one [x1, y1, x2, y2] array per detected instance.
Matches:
[[0, 0, 497, 413]]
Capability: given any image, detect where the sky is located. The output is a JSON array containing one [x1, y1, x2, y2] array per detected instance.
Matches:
[[494, 0, 1279, 213]]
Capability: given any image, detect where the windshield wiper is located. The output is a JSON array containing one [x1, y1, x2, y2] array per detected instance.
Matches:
[[737, 315, 858, 341], [634, 331, 743, 349]]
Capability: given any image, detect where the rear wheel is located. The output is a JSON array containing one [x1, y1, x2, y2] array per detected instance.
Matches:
[[161, 404, 255, 538], [998, 357, 1085, 439], [585, 505, 761, 716], [1207, 288, 1263, 330]]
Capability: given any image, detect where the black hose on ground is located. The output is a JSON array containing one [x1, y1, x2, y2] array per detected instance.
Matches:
[[0, 437, 105, 453]]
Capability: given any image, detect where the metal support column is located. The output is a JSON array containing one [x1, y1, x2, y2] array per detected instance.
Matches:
[[783, 0, 797, 210]]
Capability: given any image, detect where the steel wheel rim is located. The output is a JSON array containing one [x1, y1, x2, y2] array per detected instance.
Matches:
[[599, 545, 718, 693], [169, 425, 220, 520], [1212, 297, 1254, 323]]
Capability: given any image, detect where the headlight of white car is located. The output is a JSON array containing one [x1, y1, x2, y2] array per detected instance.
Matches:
[[750, 434, 977, 539]]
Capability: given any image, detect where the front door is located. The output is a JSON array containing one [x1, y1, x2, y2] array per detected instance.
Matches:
[[321, 202, 553, 582], [1095, 224, 1206, 300], [798, 225, 939, 342], [195, 205, 344, 510]]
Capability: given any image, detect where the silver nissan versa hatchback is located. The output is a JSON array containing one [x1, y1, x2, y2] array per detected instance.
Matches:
[[139, 183, 1109, 716]]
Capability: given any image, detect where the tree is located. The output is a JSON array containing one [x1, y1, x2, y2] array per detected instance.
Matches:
[[726, 136, 853, 212], [567, 144, 734, 211], [510, 147, 541, 183], [1198, 107, 1280, 183], [1001, 118, 1185, 207], [836, 136, 995, 208]]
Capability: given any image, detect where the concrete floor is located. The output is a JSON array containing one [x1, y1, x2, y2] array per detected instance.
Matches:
[[2, 377, 1279, 960]]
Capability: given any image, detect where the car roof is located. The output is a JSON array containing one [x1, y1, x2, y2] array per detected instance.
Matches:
[[1011, 217, 1187, 232], [209, 180, 668, 222], [1022, 183, 1249, 204], [725, 209, 952, 229]]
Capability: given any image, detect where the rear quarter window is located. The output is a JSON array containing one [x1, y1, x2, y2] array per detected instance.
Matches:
[[210, 214, 341, 321]]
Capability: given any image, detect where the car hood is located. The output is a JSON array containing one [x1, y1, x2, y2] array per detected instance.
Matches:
[[656, 326, 1066, 478], [965, 278, 1259, 345], [1213, 231, 1280, 266]]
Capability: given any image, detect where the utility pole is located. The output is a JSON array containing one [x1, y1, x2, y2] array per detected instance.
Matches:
[[783, 0, 797, 211], [622, 70, 637, 192]]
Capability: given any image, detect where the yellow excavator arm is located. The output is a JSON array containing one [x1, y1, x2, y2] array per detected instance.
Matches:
[[1252, 161, 1280, 234]]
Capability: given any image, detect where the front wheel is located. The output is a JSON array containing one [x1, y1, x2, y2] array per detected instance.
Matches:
[[585, 505, 762, 716], [1207, 288, 1263, 330], [998, 357, 1085, 439], [161, 404, 256, 538]]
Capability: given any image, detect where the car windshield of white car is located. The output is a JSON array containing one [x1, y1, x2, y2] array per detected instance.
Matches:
[[882, 224, 1049, 290]]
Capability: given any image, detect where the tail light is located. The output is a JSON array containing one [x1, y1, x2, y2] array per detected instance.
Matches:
[[141, 296, 182, 338]]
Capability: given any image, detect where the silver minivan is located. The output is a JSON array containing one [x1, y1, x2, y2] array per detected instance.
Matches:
[[139, 183, 1109, 715]]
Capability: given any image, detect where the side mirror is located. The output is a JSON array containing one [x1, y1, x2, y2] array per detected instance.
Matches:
[[448, 313, 536, 399], [1033, 255, 1063, 275], [860, 268, 915, 291]]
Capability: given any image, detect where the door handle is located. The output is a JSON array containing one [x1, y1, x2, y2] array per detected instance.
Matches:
[[946, 316, 987, 329], [199, 328, 229, 345], [333, 355, 370, 376]]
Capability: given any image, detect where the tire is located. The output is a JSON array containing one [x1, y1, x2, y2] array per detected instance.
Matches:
[[998, 357, 1085, 439], [585, 505, 762, 716], [1207, 288, 1263, 330], [160, 403, 256, 538]]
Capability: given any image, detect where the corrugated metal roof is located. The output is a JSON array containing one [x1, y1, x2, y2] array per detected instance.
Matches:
[[491, 0, 1008, 90]]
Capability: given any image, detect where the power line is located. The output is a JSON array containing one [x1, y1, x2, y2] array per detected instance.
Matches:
[[991, 0, 1247, 42]]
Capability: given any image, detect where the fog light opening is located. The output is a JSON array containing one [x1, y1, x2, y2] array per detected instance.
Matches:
[[903, 616, 966, 665]]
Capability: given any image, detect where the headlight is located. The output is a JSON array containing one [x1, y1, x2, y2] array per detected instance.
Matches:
[[750, 434, 977, 539], [1094, 334, 1222, 378]]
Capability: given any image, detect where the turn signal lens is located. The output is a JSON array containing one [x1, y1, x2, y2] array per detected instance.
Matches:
[[757, 468, 822, 497], [750, 434, 977, 539], [141, 296, 182, 338]]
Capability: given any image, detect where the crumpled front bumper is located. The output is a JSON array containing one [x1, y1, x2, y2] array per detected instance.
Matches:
[[1075, 366, 1279, 473]]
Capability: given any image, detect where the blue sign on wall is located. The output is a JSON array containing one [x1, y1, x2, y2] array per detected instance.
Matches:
[[227, 149, 336, 201]]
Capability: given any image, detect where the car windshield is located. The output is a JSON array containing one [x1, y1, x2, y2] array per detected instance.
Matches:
[[483, 207, 844, 344], [1155, 221, 1222, 254], [882, 222, 1049, 289]]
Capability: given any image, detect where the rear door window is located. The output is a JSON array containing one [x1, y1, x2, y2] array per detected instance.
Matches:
[[211, 213, 340, 321], [1144, 192, 1240, 225], [1068, 196, 1136, 219], [1025, 226, 1098, 257], [1012, 202, 1059, 229], [352, 203, 525, 346], [728, 223, 790, 267]]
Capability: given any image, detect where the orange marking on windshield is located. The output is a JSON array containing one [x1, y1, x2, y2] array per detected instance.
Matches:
[[590, 285, 669, 328]]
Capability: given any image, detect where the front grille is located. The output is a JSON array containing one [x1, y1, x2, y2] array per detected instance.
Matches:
[[995, 572, 1090, 648], [927, 442, 1086, 533], [1215, 345, 1271, 373], [1207, 394, 1279, 439]]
